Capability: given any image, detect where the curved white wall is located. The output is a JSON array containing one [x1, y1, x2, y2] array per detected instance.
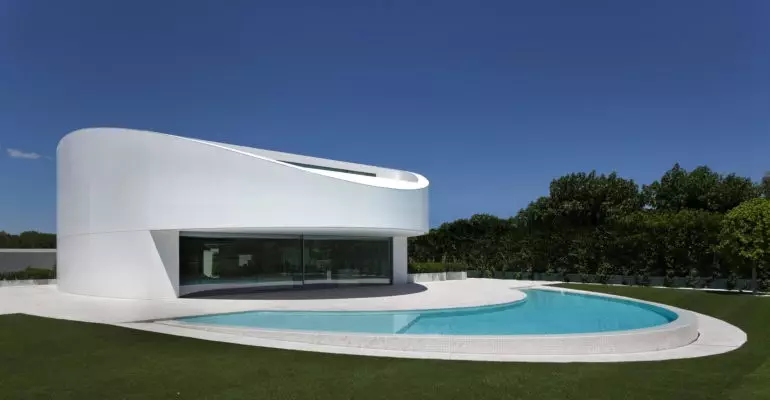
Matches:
[[57, 128, 429, 299]]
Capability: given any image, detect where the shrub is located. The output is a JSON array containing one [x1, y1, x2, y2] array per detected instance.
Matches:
[[719, 198, 770, 289], [704, 271, 719, 288], [577, 264, 591, 283], [620, 266, 633, 285], [635, 268, 650, 286], [444, 263, 467, 272], [408, 262, 465, 274], [758, 266, 770, 292], [31, 267, 55, 279], [726, 272, 738, 291], [408, 263, 443, 274], [0, 267, 56, 281], [595, 262, 613, 284], [526, 265, 535, 280], [663, 269, 676, 287], [686, 268, 702, 288], [558, 267, 570, 282]]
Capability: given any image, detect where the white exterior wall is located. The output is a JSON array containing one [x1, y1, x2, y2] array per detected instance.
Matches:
[[392, 237, 408, 285], [57, 128, 429, 299]]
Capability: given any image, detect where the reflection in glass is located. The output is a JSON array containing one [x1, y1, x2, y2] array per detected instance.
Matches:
[[303, 237, 392, 286], [180, 236, 302, 288], [180, 235, 392, 292]]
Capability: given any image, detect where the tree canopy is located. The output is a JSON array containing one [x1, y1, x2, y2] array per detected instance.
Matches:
[[643, 164, 757, 213], [719, 198, 770, 264], [0, 231, 56, 249], [410, 164, 767, 287]]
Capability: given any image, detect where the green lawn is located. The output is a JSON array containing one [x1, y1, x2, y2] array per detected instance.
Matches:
[[1, 284, 768, 400]]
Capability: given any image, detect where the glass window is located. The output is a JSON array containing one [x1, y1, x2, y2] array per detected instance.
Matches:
[[303, 237, 392, 286], [180, 236, 302, 289], [180, 235, 392, 293]]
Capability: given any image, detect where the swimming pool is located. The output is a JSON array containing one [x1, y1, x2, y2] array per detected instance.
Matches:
[[177, 289, 678, 335]]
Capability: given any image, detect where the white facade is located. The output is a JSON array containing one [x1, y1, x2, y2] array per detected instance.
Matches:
[[57, 128, 429, 299]]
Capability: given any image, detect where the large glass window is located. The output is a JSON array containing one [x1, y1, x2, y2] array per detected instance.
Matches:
[[180, 236, 302, 289], [179, 235, 392, 293], [303, 237, 392, 286]]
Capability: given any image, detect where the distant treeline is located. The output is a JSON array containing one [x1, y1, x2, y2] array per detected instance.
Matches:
[[0, 231, 56, 249], [409, 164, 770, 288]]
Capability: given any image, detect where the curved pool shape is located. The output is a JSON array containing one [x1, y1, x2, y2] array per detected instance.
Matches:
[[177, 289, 678, 335]]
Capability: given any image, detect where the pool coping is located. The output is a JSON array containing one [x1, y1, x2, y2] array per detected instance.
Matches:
[[140, 285, 734, 361]]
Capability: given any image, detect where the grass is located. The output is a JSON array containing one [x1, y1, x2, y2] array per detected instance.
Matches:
[[0, 284, 769, 399]]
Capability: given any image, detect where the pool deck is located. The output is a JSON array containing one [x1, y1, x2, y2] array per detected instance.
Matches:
[[0, 279, 746, 362], [0, 279, 532, 323]]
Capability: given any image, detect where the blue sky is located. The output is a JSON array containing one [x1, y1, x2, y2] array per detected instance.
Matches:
[[1, 0, 768, 233]]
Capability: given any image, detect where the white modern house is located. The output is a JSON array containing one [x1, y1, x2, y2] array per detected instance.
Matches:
[[56, 128, 429, 299]]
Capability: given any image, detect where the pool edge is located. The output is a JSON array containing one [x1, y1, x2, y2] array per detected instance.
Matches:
[[155, 286, 701, 357]]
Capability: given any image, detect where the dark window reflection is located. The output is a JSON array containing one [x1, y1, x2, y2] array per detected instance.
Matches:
[[303, 237, 392, 285], [180, 236, 302, 288], [180, 236, 392, 290]]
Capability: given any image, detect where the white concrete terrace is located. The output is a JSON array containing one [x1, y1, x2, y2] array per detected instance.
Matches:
[[0, 279, 746, 362], [0, 279, 531, 323]]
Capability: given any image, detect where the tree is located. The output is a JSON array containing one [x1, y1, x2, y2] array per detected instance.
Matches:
[[408, 164, 764, 288], [714, 174, 760, 213], [644, 164, 757, 212], [0, 231, 56, 248], [549, 171, 641, 227], [515, 197, 557, 274], [719, 198, 770, 292], [761, 172, 770, 199], [643, 163, 690, 211]]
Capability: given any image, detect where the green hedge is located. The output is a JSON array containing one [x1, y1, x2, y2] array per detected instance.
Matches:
[[408, 262, 466, 274], [444, 263, 467, 272], [408, 166, 767, 285], [0, 267, 56, 281]]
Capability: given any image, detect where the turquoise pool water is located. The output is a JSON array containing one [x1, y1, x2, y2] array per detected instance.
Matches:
[[177, 289, 678, 335]]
